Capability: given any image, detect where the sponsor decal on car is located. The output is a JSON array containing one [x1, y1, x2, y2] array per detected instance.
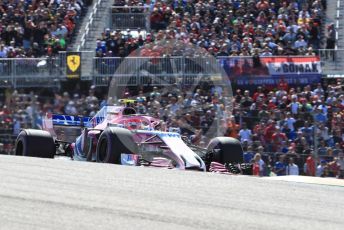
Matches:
[[121, 153, 139, 166]]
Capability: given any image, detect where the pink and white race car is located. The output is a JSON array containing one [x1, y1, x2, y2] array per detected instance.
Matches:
[[14, 103, 244, 173]]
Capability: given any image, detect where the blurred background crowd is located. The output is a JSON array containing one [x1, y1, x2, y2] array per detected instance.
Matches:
[[95, 0, 327, 58], [1, 78, 343, 177], [0, 0, 343, 177], [0, 0, 91, 58]]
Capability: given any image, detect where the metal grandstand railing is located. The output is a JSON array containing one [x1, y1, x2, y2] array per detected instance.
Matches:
[[92, 56, 226, 86], [77, 0, 104, 51], [0, 53, 334, 88], [0, 57, 64, 88], [316, 0, 344, 77], [317, 0, 344, 77], [319, 49, 344, 76], [110, 6, 151, 31]]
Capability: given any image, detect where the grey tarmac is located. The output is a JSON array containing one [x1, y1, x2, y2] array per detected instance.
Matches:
[[0, 155, 343, 230]]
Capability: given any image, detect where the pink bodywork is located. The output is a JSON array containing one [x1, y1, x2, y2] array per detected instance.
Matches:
[[87, 106, 163, 135], [85, 106, 188, 169], [44, 106, 204, 170]]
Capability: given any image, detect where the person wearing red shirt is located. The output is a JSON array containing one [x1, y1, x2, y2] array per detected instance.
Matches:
[[264, 120, 276, 151], [267, 100, 277, 110], [306, 154, 316, 176], [64, 16, 75, 34], [264, 120, 276, 141], [252, 86, 265, 102], [150, 8, 163, 30], [272, 127, 288, 152], [254, 122, 266, 134]]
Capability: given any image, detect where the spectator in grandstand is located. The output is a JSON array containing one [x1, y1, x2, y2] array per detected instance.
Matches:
[[264, 120, 277, 151], [252, 153, 265, 176], [313, 83, 325, 96], [305, 152, 316, 176], [327, 158, 339, 177], [274, 155, 287, 176], [316, 160, 328, 177], [326, 23, 336, 60], [85, 85, 99, 111], [166, 96, 180, 114], [200, 110, 215, 136], [337, 153, 344, 179], [0, 0, 86, 58], [1, 77, 344, 179], [240, 90, 253, 110], [272, 126, 288, 152], [226, 115, 239, 139], [98, 0, 325, 57], [286, 158, 299, 176], [300, 121, 314, 145], [0, 143, 6, 155], [238, 123, 252, 144], [243, 145, 254, 164], [316, 124, 331, 145], [305, 47, 317, 56], [284, 112, 296, 131], [313, 107, 327, 123], [333, 143, 343, 156], [65, 101, 78, 115]]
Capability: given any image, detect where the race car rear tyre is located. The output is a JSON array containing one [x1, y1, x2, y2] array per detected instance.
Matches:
[[15, 129, 55, 158], [96, 127, 138, 164], [207, 137, 243, 164]]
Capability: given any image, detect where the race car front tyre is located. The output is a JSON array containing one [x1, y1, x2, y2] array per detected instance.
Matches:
[[96, 127, 138, 164], [15, 129, 55, 158], [207, 137, 243, 164]]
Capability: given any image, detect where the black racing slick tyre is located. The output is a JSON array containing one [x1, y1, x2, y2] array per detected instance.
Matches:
[[15, 129, 55, 158], [207, 137, 243, 164], [96, 127, 138, 164]]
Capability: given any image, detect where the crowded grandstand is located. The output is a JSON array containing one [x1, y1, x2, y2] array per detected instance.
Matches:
[[0, 0, 343, 177], [97, 0, 325, 57]]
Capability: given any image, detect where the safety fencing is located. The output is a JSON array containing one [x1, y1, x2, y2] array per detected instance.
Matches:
[[1, 52, 342, 88], [92, 56, 222, 86], [89, 55, 325, 86], [319, 49, 344, 76], [111, 6, 150, 31], [0, 58, 64, 88]]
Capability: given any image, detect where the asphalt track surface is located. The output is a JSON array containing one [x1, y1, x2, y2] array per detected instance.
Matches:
[[0, 155, 344, 230]]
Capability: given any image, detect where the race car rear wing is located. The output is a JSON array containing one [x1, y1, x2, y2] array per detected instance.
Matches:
[[43, 113, 93, 143], [50, 114, 92, 127]]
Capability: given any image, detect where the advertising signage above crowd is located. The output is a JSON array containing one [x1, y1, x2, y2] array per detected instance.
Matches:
[[220, 56, 322, 86], [263, 57, 321, 75]]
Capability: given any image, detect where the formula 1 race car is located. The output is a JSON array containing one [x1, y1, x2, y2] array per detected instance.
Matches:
[[14, 101, 245, 173]]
